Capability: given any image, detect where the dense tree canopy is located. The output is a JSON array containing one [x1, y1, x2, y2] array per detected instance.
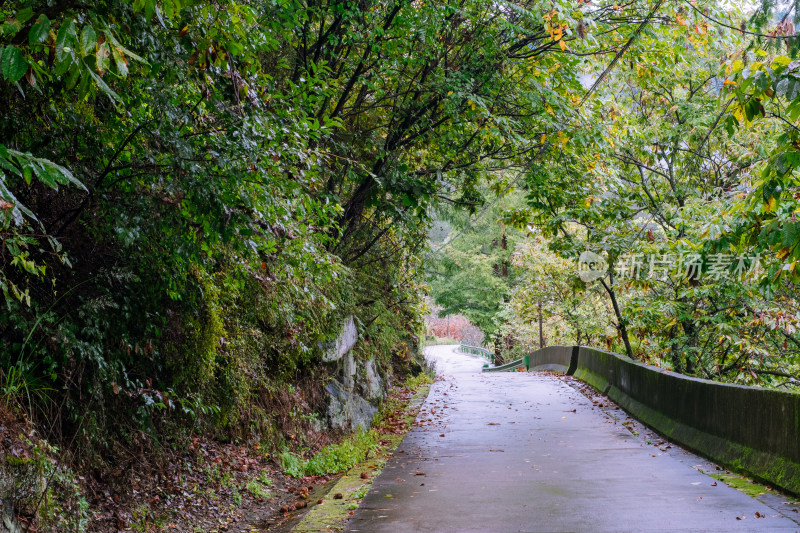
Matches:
[[429, 1, 800, 387]]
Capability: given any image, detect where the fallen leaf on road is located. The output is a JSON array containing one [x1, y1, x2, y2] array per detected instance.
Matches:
[[711, 482, 717, 486]]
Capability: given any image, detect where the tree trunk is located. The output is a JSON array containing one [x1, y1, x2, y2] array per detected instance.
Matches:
[[600, 278, 634, 360], [668, 325, 684, 373], [538, 299, 544, 348], [493, 336, 504, 365]]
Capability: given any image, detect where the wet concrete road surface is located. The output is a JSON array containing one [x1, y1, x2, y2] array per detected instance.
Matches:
[[346, 345, 800, 532]]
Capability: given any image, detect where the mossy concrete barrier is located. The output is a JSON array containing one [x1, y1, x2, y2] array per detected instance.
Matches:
[[528, 345, 575, 374], [523, 345, 800, 496]]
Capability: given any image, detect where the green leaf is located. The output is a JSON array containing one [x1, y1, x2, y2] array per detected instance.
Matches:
[[86, 64, 120, 102], [0, 176, 37, 225], [64, 62, 81, 89], [15, 7, 34, 24], [41, 159, 85, 191], [55, 19, 77, 61], [55, 54, 72, 77], [96, 42, 111, 74], [29, 15, 51, 44], [1, 46, 28, 83], [103, 30, 145, 63], [163, 0, 181, 19], [112, 46, 128, 77], [22, 164, 33, 185], [787, 100, 800, 122], [80, 26, 97, 57], [1, 19, 21, 37], [5, 149, 87, 193], [744, 98, 762, 121], [77, 62, 91, 96]]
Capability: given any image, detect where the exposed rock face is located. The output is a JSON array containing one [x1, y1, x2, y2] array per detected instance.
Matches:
[[343, 350, 357, 391], [322, 316, 358, 362], [322, 316, 387, 431], [1, 456, 42, 533], [1, 501, 21, 533], [361, 359, 384, 401], [324, 380, 377, 431]]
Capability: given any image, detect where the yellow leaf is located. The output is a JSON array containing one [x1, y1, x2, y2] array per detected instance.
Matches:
[[559, 39, 566, 51], [767, 196, 777, 212], [772, 55, 791, 68]]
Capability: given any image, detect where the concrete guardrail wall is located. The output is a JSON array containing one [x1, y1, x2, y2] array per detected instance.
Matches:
[[482, 356, 528, 373], [523, 345, 800, 496]]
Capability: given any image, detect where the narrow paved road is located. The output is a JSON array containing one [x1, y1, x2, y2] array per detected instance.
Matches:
[[347, 345, 800, 532]]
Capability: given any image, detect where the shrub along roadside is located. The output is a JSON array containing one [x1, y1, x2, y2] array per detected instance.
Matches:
[[280, 372, 434, 479], [0, 376, 415, 533], [288, 373, 435, 531]]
